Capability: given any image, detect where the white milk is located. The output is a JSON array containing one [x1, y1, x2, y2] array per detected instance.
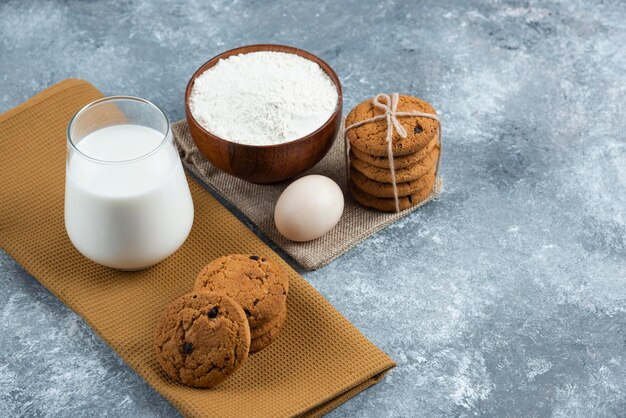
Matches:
[[65, 124, 194, 270]]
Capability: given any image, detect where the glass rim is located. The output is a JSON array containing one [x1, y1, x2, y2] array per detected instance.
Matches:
[[66, 95, 171, 165]]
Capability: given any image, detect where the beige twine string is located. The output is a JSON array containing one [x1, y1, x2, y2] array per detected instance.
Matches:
[[344, 93, 441, 212]]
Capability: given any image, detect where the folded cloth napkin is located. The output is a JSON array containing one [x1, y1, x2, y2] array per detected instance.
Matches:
[[0, 79, 395, 418]]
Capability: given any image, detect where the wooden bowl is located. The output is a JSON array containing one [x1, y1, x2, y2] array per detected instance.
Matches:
[[184, 44, 343, 184]]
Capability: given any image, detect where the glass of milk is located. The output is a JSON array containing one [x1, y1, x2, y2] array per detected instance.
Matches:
[[65, 96, 194, 270]]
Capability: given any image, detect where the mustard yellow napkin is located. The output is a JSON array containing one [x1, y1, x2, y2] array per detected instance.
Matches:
[[0, 79, 395, 418]]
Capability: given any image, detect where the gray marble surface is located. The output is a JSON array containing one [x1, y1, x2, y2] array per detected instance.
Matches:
[[1, 0, 625, 416]]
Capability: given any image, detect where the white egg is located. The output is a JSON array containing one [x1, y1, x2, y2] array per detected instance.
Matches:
[[274, 175, 344, 242]]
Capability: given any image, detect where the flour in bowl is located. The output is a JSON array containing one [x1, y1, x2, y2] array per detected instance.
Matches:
[[188, 51, 338, 146]]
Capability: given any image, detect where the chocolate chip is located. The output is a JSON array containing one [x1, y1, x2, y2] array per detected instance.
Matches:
[[414, 124, 423, 134], [243, 308, 251, 318], [183, 342, 193, 354], [249, 255, 260, 260], [207, 306, 219, 319], [261, 257, 267, 262]]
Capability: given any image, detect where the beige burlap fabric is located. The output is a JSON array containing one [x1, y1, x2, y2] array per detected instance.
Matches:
[[0, 79, 395, 418], [174, 120, 442, 271]]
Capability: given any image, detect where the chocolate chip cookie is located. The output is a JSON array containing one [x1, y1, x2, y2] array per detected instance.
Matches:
[[350, 134, 438, 169], [349, 176, 437, 212], [345, 94, 439, 157], [154, 291, 250, 388], [250, 308, 287, 353], [194, 254, 289, 340], [350, 166, 437, 198], [351, 145, 440, 183]]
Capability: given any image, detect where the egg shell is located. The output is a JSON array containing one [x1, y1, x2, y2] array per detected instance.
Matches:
[[274, 175, 344, 242]]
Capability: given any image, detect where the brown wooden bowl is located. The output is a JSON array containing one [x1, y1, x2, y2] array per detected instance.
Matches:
[[184, 44, 343, 184]]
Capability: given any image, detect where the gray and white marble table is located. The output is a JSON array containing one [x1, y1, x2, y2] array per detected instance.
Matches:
[[1, 0, 625, 416]]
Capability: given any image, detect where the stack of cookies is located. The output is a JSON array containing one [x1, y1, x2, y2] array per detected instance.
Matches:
[[346, 94, 440, 212], [193, 254, 288, 352], [154, 254, 289, 388]]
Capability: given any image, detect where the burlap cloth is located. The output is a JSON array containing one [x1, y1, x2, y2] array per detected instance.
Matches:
[[0, 79, 395, 418], [173, 117, 441, 271]]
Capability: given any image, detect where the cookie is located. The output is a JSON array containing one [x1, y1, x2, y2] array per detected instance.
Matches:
[[345, 94, 439, 157], [350, 134, 439, 170], [237, 300, 286, 340], [249, 302, 286, 337], [194, 254, 289, 340], [250, 308, 287, 353], [154, 292, 250, 388], [349, 176, 436, 212], [350, 166, 437, 198], [351, 145, 440, 183]]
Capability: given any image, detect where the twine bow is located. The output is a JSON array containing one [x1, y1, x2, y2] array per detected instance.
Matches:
[[345, 93, 441, 212]]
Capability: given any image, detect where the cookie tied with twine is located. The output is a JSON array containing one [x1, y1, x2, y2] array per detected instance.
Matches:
[[344, 93, 441, 213]]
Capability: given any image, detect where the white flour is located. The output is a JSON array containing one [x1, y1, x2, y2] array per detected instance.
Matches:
[[189, 51, 338, 146]]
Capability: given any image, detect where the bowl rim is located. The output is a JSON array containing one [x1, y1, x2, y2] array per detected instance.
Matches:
[[184, 43, 343, 150]]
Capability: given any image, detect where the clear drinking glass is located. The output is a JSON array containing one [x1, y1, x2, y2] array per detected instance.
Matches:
[[65, 96, 194, 270]]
